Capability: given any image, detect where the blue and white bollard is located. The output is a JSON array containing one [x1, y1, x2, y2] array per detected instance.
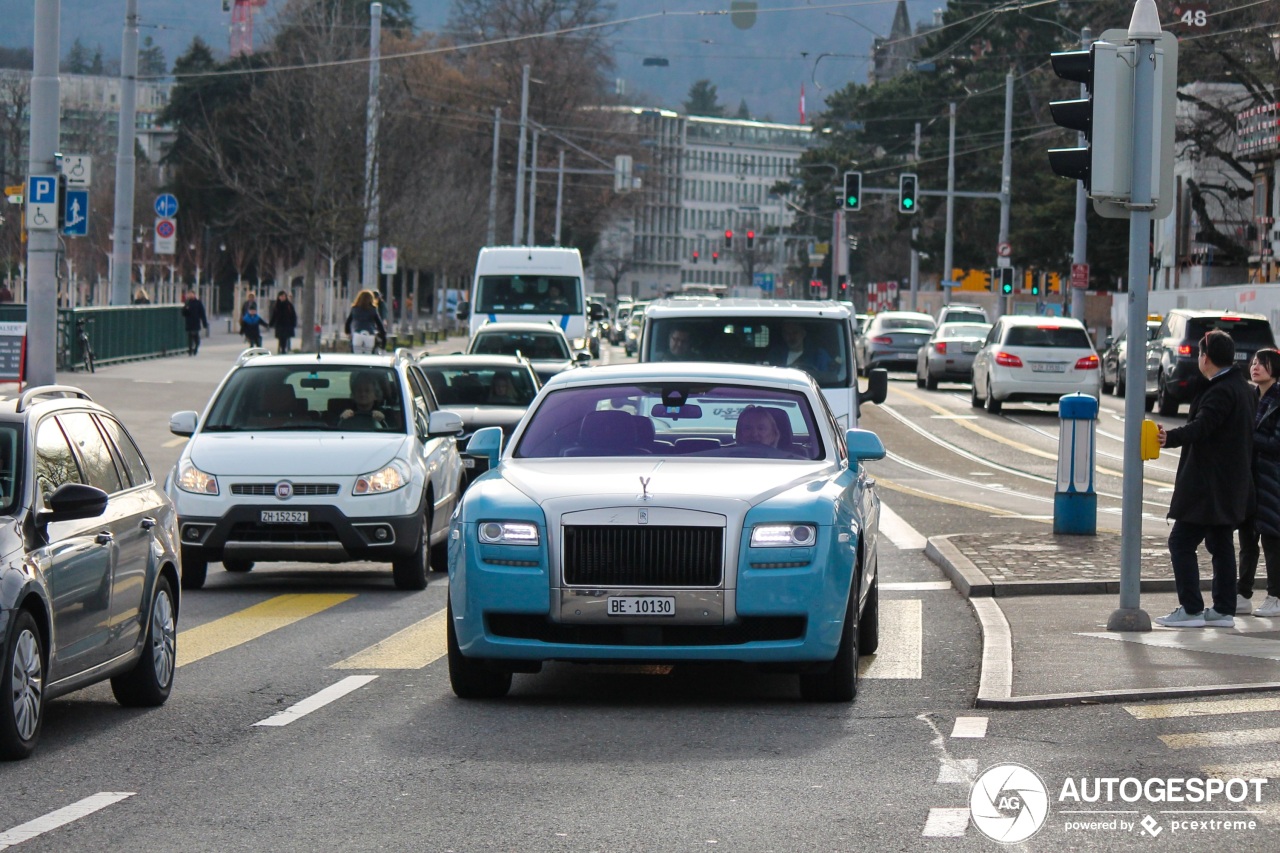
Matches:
[[1054, 393, 1097, 535]]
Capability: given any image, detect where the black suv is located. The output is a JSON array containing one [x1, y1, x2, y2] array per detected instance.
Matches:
[[1, 386, 180, 759], [1154, 309, 1277, 416]]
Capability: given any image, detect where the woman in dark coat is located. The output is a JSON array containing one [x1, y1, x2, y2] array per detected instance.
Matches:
[[1241, 348, 1280, 616], [269, 290, 298, 353]]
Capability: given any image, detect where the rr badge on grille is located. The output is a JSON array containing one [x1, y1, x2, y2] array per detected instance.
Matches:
[[638, 509, 648, 524], [275, 480, 294, 500]]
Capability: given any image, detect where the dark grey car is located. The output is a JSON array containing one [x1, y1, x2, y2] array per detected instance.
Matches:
[[1, 386, 180, 760], [856, 312, 937, 375], [1100, 319, 1160, 408], [915, 322, 992, 389]]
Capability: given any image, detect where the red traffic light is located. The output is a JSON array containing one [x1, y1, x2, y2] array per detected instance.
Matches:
[[712, 251, 719, 264], [724, 230, 733, 248], [692, 250, 699, 263], [746, 230, 755, 249]]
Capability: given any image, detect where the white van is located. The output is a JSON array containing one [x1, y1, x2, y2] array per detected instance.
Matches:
[[639, 299, 887, 428], [459, 246, 598, 349]]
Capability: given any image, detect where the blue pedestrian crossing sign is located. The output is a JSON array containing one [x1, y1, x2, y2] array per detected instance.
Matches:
[[63, 189, 89, 236], [154, 193, 179, 217]]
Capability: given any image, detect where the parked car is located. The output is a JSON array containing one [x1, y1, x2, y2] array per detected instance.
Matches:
[[467, 321, 589, 383], [915, 322, 992, 389], [936, 304, 989, 326], [1, 386, 180, 760], [855, 311, 937, 375], [1101, 318, 1161, 409], [970, 315, 1100, 413], [447, 362, 886, 702], [1153, 309, 1276, 416], [166, 349, 466, 591]]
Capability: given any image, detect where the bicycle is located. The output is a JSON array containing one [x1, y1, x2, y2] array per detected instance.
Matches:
[[76, 318, 95, 373]]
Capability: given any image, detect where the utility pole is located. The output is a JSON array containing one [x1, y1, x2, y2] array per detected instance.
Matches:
[[513, 64, 530, 245], [486, 107, 500, 245], [942, 102, 956, 307], [1070, 28, 1092, 322], [26, 0, 60, 385], [526, 129, 539, 246], [554, 149, 565, 247], [110, 0, 138, 307], [360, 2, 383, 302], [997, 72, 1014, 320], [909, 122, 920, 311]]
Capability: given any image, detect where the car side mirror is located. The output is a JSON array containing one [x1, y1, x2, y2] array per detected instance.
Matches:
[[574, 351, 592, 365], [1103, 336, 1114, 349], [170, 410, 198, 437], [845, 428, 886, 468], [466, 426, 504, 472], [861, 368, 889, 406], [428, 409, 465, 438], [39, 482, 109, 524]]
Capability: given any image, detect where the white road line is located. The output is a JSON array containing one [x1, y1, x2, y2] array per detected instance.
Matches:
[[922, 807, 970, 837], [252, 675, 378, 727], [1202, 761, 1280, 780], [1124, 696, 1280, 720], [1160, 727, 1280, 750], [937, 759, 979, 783], [860, 599, 922, 679], [1081, 630, 1280, 664], [951, 716, 988, 738], [882, 581, 953, 591], [879, 502, 927, 550], [0, 792, 134, 850]]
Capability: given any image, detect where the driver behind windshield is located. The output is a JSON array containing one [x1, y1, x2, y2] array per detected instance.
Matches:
[[336, 371, 390, 429]]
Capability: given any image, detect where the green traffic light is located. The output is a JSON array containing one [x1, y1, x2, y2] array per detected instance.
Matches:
[[903, 198, 914, 208]]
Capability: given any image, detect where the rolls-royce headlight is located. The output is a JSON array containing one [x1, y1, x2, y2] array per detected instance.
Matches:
[[176, 459, 218, 495], [751, 524, 817, 547], [353, 461, 409, 495], [478, 521, 540, 545]]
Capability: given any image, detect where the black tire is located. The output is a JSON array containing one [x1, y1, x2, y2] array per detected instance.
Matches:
[[181, 554, 207, 590], [447, 598, 512, 699], [429, 534, 449, 574], [0, 610, 43, 760], [1144, 395, 1156, 414], [392, 512, 430, 590], [915, 370, 925, 389], [222, 559, 254, 573], [1157, 378, 1178, 416], [799, 588, 859, 702], [985, 381, 1003, 414], [858, 573, 879, 655], [1113, 371, 1125, 398], [970, 380, 983, 409], [111, 576, 177, 707], [924, 374, 938, 391]]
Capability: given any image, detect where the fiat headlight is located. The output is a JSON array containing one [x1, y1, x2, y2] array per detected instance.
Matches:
[[750, 524, 817, 547], [353, 460, 409, 495], [478, 521, 540, 545], [176, 459, 218, 495]]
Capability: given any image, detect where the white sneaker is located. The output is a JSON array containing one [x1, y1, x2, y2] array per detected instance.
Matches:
[[1203, 607, 1235, 627], [1237, 594, 1253, 615], [1154, 607, 1205, 628], [1255, 596, 1280, 617]]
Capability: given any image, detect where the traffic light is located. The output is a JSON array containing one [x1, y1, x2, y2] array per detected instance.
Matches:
[[842, 171, 862, 211], [712, 251, 719, 264], [999, 267, 1014, 295], [746, 230, 755, 249], [898, 173, 918, 214], [985, 269, 995, 292], [1030, 273, 1040, 296], [724, 230, 733, 249], [692, 250, 699, 264]]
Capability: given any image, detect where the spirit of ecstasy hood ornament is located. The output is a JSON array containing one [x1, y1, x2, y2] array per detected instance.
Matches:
[[639, 476, 651, 501]]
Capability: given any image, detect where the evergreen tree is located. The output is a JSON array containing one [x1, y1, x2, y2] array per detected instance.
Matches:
[[63, 38, 91, 74], [139, 36, 166, 77], [684, 80, 723, 117], [735, 99, 751, 120]]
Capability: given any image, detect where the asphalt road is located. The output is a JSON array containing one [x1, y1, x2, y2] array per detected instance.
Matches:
[[4, 337, 1279, 851]]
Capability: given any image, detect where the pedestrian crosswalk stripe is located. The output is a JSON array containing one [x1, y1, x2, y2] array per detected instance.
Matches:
[[951, 717, 988, 738], [937, 759, 978, 783], [922, 807, 969, 837], [1160, 727, 1280, 750], [882, 581, 952, 591], [860, 599, 922, 679], [1124, 697, 1280, 720], [1201, 761, 1280, 780], [1082, 629, 1280, 663], [879, 502, 927, 550], [332, 610, 447, 670], [177, 594, 355, 668]]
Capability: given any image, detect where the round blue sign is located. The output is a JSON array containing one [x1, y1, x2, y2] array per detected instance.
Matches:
[[154, 193, 179, 217]]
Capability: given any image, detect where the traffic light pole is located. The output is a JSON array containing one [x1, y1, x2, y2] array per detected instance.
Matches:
[[996, 73, 1013, 321], [942, 103, 956, 306], [1070, 29, 1092, 322], [1108, 0, 1161, 634]]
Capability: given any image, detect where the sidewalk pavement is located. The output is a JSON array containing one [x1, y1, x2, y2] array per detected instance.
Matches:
[[927, 529, 1280, 709]]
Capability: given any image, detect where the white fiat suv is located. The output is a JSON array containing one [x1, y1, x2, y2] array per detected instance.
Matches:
[[166, 348, 465, 590]]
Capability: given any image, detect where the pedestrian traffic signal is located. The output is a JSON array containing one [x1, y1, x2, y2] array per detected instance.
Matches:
[[898, 173, 918, 214], [842, 171, 862, 211], [692, 250, 699, 264], [712, 251, 719, 264], [999, 267, 1014, 295], [724, 230, 733, 248], [746, 230, 755, 249]]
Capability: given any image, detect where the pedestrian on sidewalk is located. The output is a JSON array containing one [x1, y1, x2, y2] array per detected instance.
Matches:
[[181, 288, 209, 355], [1155, 330, 1256, 628], [269, 290, 297, 354], [1239, 348, 1280, 617], [242, 304, 269, 348]]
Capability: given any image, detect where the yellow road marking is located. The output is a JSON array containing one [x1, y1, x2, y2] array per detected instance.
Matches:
[[1124, 696, 1280, 720], [162, 437, 187, 447], [1160, 727, 1280, 750], [332, 609, 447, 670], [177, 594, 355, 667], [1202, 761, 1280, 780], [859, 599, 922, 679], [887, 385, 1171, 486]]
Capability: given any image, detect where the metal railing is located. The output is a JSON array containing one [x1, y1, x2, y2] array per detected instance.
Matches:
[[0, 304, 188, 371]]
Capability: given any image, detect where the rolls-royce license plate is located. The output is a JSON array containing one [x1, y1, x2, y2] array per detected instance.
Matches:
[[261, 510, 308, 523], [607, 596, 676, 616]]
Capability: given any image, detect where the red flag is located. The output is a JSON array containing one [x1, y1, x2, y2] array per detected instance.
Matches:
[[799, 83, 807, 125]]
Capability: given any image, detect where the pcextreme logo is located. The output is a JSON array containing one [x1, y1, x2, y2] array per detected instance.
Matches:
[[969, 763, 1051, 843]]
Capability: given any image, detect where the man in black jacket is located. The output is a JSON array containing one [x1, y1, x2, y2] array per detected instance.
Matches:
[[1156, 329, 1256, 628], [182, 289, 209, 355]]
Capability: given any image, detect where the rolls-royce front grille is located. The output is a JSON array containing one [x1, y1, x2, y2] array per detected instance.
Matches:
[[231, 484, 340, 496], [562, 525, 723, 587]]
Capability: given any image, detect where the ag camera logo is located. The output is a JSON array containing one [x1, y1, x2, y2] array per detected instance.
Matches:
[[970, 763, 1051, 843]]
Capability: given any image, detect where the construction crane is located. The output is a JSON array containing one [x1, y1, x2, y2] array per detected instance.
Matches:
[[223, 0, 268, 57]]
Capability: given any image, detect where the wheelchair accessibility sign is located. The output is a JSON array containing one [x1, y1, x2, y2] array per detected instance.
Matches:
[[26, 175, 57, 231]]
